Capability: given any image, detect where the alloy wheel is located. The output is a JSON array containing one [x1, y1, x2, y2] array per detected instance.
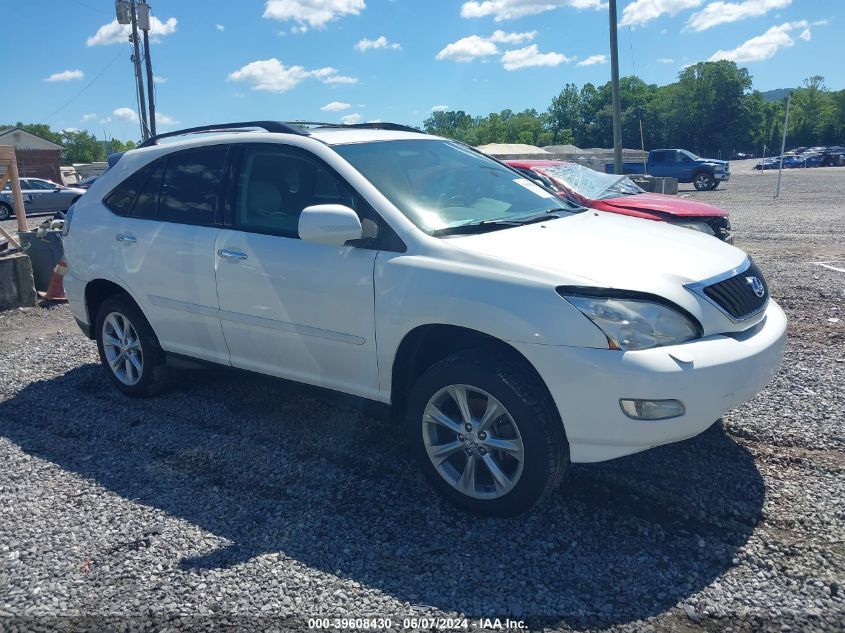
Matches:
[[422, 384, 525, 499], [102, 312, 144, 386]]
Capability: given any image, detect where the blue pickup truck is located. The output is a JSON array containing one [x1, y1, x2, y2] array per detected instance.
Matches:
[[611, 149, 730, 191]]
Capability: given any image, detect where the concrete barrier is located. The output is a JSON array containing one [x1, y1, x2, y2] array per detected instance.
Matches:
[[0, 252, 37, 310], [629, 175, 678, 195]]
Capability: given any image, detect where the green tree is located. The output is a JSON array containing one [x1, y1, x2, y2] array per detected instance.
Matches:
[[60, 130, 106, 164]]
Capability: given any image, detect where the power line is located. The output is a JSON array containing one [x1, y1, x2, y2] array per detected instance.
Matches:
[[41, 48, 125, 124]]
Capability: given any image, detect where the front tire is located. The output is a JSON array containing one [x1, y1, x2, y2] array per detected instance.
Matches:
[[405, 349, 569, 516], [95, 294, 166, 397], [693, 172, 715, 191], [0, 203, 11, 221]]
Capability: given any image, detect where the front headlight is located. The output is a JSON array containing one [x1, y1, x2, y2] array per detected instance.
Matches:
[[559, 292, 701, 351], [673, 221, 715, 236]]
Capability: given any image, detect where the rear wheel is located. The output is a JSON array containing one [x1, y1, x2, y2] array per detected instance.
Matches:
[[405, 349, 568, 516], [693, 172, 715, 191], [95, 294, 167, 397], [0, 203, 11, 221]]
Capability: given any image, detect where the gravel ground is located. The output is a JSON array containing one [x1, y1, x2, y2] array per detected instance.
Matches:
[[0, 166, 843, 632]]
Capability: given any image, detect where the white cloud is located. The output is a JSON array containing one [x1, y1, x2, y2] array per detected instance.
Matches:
[[708, 20, 808, 62], [432, 104, 450, 112], [81, 113, 97, 122], [263, 0, 365, 30], [215, 23, 225, 31], [227, 59, 357, 92], [156, 113, 179, 126], [501, 44, 572, 70], [686, 0, 791, 32], [153, 75, 168, 84], [577, 54, 607, 66], [45, 69, 84, 82], [461, 0, 606, 22], [620, 0, 703, 28], [341, 113, 362, 124], [322, 74, 358, 85], [656, 57, 674, 63], [321, 101, 352, 111], [436, 30, 536, 62], [488, 29, 536, 43], [355, 35, 401, 51], [437, 35, 500, 62], [812, 19, 828, 26], [101, 107, 138, 123], [86, 16, 177, 46], [799, 28, 811, 41], [63, 127, 79, 133]]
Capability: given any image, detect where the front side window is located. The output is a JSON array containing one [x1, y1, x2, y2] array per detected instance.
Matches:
[[541, 163, 643, 201], [158, 147, 226, 226], [235, 148, 357, 237], [334, 139, 576, 233]]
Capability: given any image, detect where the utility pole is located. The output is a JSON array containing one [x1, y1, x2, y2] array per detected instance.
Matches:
[[775, 93, 791, 198], [608, 0, 623, 176], [115, 0, 152, 141], [138, 0, 157, 137]]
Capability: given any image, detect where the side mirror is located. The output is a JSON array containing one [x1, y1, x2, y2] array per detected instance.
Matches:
[[298, 204, 363, 246]]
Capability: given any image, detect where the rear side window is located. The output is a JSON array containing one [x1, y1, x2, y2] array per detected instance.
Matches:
[[159, 147, 226, 226], [103, 161, 158, 216], [132, 162, 164, 219], [650, 151, 666, 163]]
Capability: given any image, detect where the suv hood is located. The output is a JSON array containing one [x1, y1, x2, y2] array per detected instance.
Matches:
[[598, 192, 729, 218], [445, 210, 745, 293]]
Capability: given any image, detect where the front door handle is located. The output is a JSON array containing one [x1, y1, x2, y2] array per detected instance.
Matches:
[[217, 249, 248, 261], [116, 234, 137, 243]]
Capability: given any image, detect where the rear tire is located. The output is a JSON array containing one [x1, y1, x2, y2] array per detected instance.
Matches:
[[405, 349, 569, 516], [0, 203, 11, 221], [693, 172, 715, 191], [95, 294, 167, 397]]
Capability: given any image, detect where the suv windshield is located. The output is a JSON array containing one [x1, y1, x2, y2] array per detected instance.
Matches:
[[541, 163, 644, 200], [333, 139, 579, 233]]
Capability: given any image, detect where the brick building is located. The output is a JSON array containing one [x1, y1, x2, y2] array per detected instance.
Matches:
[[0, 128, 63, 182]]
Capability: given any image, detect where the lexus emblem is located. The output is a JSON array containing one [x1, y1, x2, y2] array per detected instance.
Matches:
[[746, 276, 765, 298]]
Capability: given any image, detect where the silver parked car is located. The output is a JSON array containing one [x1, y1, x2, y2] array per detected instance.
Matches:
[[0, 178, 86, 220]]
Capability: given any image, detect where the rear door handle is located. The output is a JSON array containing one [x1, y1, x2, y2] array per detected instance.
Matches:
[[217, 249, 248, 261], [116, 234, 137, 243]]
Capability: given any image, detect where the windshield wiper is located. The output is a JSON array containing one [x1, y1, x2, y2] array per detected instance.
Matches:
[[431, 210, 566, 236]]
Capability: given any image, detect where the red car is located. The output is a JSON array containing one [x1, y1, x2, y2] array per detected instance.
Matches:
[[506, 159, 732, 242]]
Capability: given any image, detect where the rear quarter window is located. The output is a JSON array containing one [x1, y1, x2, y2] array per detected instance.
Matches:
[[103, 161, 158, 216]]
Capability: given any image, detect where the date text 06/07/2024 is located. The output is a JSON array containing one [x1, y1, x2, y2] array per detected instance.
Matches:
[[307, 617, 527, 630]]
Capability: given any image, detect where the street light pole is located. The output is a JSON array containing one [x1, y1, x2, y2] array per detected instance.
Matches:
[[608, 0, 623, 176], [775, 92, 791, 198]]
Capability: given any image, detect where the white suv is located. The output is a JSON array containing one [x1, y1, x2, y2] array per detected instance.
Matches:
[[63, 121, 787, 515]]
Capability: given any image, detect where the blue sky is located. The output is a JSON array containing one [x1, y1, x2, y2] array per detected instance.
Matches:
[[2, 0, 841, 142]]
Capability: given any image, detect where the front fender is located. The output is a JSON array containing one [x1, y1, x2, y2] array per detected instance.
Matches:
[[373, 251, 608, 400]]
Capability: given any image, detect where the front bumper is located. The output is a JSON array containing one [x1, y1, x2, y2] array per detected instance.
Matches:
[[715, 171, 730, 181], [511, 300, 786, 463]]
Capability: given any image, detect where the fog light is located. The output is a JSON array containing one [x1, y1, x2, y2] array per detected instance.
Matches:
[[620, 399, 685, 420]]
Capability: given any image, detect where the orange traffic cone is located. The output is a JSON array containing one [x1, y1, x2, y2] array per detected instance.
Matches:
[[39, 258, 68, 302]]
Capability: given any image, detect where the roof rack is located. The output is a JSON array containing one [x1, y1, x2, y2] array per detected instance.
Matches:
[[137, 121, 308, 148], [282, 121, 424, 134]]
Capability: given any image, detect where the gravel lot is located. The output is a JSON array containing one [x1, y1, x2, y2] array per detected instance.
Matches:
[[1, 165, 843, 632]]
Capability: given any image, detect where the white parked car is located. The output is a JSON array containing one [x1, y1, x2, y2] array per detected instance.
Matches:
[[62, 121, 787, 515]]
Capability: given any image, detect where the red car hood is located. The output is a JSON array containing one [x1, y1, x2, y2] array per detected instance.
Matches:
[[593, 193, 728, 219]]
